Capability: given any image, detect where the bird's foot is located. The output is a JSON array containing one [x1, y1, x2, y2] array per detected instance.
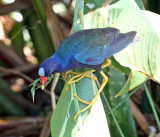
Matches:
[[65, 70, 97, 91], [65, 71, 80, 79], [74, 94, 98, 122], [74, 71, 108, 122], [73, 94, 89, 105], [65, 70, 97, 80]]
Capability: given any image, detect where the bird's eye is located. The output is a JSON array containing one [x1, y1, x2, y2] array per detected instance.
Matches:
[[45, 71, 49, 76]]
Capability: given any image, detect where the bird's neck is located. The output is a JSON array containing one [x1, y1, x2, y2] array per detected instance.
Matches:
[[50, 54, 65, 73]]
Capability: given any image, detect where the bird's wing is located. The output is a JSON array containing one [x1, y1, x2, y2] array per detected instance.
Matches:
[[74, 27, 137, 65], [74, 27, 118, 65], [74, 45, 108, 65]]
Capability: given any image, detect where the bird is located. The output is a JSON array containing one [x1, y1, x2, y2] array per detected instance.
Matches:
[[38, 27, 137, 122]]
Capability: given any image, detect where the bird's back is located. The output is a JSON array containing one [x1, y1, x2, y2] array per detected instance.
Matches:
[[55, 27, 136, 67]]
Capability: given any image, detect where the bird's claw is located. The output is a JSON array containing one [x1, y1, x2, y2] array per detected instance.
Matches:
[[65, 70, 97, 92], [74, 95, 97, 122], [66, 81, 72, 91], [91, 76, 97, 81], [65, 71, 72, 79]]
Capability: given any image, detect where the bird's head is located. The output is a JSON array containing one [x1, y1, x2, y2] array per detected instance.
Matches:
[[38, 67, 48, 90], [38, 56, 59, 90]]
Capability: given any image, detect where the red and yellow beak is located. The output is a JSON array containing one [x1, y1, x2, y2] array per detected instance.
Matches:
[[40, 76, 47, 90]]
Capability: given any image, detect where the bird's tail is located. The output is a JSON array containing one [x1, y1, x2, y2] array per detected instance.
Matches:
[[112, 31, 137, 46], [104, 31, 137, 58]]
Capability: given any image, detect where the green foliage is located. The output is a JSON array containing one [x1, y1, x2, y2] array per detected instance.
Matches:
[[0, 78, 25, 115], [9, 22, 24, 57], [116, 71, 148, 96], [108, 0, 160, 83], [105, 66, 137, 137], [22, 9, 54, 61], [49, 0, 150, 136], [144, 84, 160, 131], [30, 74, 62, 102], [134, 0, 145, 9], [51, 74, 110, 136], [109, 56, 130, 75], [32, 0, 54, 52], [30, 78, 41, 102]]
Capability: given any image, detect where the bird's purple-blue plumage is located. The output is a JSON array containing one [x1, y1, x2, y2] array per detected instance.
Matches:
[[39, 27, 137, 77]]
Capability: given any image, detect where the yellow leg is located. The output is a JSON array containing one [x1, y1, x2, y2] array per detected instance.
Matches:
[[66, 69, 97, 91], [66, 73, 82, 91], [74, 71, 108, 122], [65, 71, 81, 79], [65, 59, 111, 91], [65, 59, 111, 122]]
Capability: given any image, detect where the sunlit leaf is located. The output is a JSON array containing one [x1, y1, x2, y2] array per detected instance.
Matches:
[[51, 74, 110, 137], [109, 0, 160, 83]]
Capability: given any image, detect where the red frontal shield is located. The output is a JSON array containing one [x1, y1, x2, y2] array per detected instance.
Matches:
[[40, 76, 47, 90]]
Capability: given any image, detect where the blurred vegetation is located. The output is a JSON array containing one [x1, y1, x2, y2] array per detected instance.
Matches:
[[0, 0, 160, 137]]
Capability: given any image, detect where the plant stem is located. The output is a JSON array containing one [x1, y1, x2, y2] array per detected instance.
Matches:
[[73, 0, 80, 24], [144, 83, 160, 131], [101, 92, 125, 137]]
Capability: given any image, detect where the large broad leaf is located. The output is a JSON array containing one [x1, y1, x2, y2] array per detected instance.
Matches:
[[109, 0, 160, 83], [51, 75, 110, 137], [82, 0, 160, 95]]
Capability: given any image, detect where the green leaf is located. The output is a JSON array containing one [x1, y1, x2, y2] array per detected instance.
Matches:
[[31, 85, 35, 102], [51, 74, 110, 137], [116, 71, 149, 96], [108, 0, 160, 83], [22, 9, 54, 62], [9, 22, 24, 57], [30, 78, 41, 102], [104, 66, 137, 137], [0, 78, 25, 115], [29, 76, 55, 101], [134, 0, 145, 9], [110, 56, 130, 75], [32, 0, 54, 51]]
